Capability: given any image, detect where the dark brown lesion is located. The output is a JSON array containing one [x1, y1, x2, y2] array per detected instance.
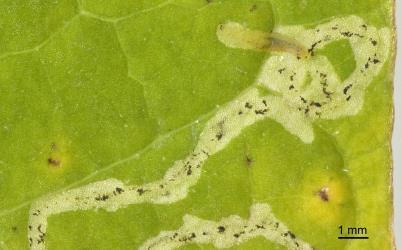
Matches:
[[47, 157, 61, 167], [47, 142, 62, 167], [317, 187, 329, 202], [245, 155, 253, 167]]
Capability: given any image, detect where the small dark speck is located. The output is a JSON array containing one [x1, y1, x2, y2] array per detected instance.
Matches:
[[289, 85, 295, 90], [95, 194, 109, 201], [233, 233, 240, 238], [343, 84, 352, 95], [278, 68, 286, 74], [171, 232, 179, 239], [372, 58, 380, 64], [238, 111, 243, 115], [308, 40, 322, 56], [287, 231, 296, 239], [245, 155, 253, 167], [249, 4, 257, 12], [254, 109, 268, 115], [341, 31, 353, 37], [371, 40, 377, 46], [137, 188, 145, 195], [11, 226, 17, 232], [216, 132, 223, 140], [310, 102, 321, 107], [115, 187, 124, 194], [217, 226, 225, 233], [47, 158, 60, 167], [245, 102, 253, 109], [346, 96, 351, 101], [318, 187, 329, 202]]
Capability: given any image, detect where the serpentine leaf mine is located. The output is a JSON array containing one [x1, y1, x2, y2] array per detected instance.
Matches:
[[27, 15, 390, 250]]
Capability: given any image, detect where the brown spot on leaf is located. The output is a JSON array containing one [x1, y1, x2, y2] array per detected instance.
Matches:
[[318, 187, 329, 202], [245, 155, 253, 167], [47, 157, 60, 167]]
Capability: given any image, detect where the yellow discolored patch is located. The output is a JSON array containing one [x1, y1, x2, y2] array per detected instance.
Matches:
[[300, 169, 353, 226], [216, 22, 309, 58], [40, 137, 72, 175]]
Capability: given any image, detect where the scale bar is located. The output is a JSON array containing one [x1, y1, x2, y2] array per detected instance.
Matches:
[[338, 236, 369, 239]]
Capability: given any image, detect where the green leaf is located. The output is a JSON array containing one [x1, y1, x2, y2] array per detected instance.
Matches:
[[0, 0, 395, 250]]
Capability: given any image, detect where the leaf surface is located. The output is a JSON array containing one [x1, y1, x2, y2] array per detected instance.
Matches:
[[0, 0, 395, 250]]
